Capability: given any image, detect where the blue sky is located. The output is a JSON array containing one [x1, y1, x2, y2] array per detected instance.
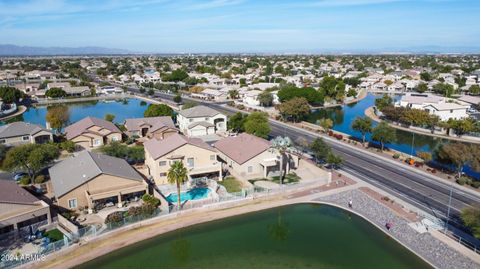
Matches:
[[0, 0, 479, 53]]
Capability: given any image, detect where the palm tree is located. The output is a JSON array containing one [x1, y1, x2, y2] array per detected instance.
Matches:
[[167, 161, 188, 209], [272, 136, 292, 184]]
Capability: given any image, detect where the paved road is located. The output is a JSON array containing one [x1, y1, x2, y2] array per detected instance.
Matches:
[[111, 81, 480, 246]]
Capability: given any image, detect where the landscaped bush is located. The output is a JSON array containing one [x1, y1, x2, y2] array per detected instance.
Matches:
[[59, 141, 76, 153], [142, 194, 160, 207], [328, 131, 334, 136], [431, 169, 436, 174], [392, 153, 400, 159], [105, 211, 124, 224], [456, 177, 468, 185], [127, 204, 156, 217], [19, 176, 30, 185], [470, 181, 480, 189], [34, 175, 45, 184], [61, 210, 79, 220]]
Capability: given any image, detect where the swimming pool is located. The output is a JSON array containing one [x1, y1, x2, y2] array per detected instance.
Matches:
[[166, 188, 211, 203]]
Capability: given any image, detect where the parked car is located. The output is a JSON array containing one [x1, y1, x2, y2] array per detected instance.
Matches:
[[13, 172, 28, 181]]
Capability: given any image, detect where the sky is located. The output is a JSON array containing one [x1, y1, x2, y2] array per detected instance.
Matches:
[[0, 0, 479, 53]]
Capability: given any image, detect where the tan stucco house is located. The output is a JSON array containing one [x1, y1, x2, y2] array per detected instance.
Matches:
[[0, 180, 51, 236], [65, 117, 122, 149], [124, 116, 178, 139], [144, 134, 222, 185], [49, 151, 147, 212], [214, 133, 281, 180], [0, 122, 53, 146]]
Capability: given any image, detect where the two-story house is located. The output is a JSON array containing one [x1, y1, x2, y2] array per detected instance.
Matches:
[[214, 133, 281, 180], [176, 106, 227, 137], [144, 134, 222, 185], [65, 117, 122, 149]]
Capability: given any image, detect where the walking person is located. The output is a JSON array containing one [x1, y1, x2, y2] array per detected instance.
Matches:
[[348, 199, 353, 208]]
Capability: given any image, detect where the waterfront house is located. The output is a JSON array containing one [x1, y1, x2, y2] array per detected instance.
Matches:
[[177, 105, 227, 137], [65, 117, 122, 149], [0, 180, 51, 237], [0, 122, 53, 146], [144, 134, 222, 185], [214, 133, 281, 180], [124, 116, 178, 139], [396, 93, 469, 121], [423, 103, 469, 121], [49, 151, 147, 212]]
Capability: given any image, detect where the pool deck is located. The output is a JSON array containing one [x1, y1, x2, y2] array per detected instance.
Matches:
[[20, 170, 480, 269]]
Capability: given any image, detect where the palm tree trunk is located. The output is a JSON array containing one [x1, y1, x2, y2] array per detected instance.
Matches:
[[176, 180, 181, 210], [381, 142, 384, 152], [362, 134, 366, 145]]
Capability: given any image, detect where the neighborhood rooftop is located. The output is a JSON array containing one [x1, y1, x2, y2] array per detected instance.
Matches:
[[49, 151, 144, 198], [0, 122, 47, 138], [0, 179, 39, 205], [214, 133, 272, 164], [178, 105, 220, 118], [144, 133, 215, 160], [65, 116, 121, 140]]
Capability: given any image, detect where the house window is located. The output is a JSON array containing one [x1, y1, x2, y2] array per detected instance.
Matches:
[[189, 119, 193, 122], [450, 109, 453, 113], [111, 136, 119, 141], [68, 198, 77, 209], [160, 172, 167, 177], [247, 166, 253, 173], [93, 139, 102, 146], [210, 155, 215, 161], [187, 158, 194, 167], [22, 136, 30, 141], [0, 139, 5, 144], [159, 161, 167, 166], [205, 117, 209, 121]]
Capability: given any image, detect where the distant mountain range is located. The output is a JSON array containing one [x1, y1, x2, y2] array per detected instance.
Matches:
[[0, 44, 133, 56], [0, 44, 479, 56]]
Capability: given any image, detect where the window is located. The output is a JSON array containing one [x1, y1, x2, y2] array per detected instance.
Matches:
[[0, 139, 5, 144], [205, 117, 209, 121], [247, 166, 253, 173], [22, 136, 30, 141], [189, 119, 193, 122], [187, 158, 194, 167], [210, 155, 215, 161], [160, 172, 167, 177], [159, 161, 167, 166], [111, 136, 119, 141], [450, 109, 453, 113], [68, 198, 77, 209], [93, 139, 102, 146]]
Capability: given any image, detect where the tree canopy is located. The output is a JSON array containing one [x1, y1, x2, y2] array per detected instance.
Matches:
[[227, 112, 247, 133], [244, 112, 271, 139], [143, 104, 174, 118], [45, 87, 67, 98], [371, 122, 396, 151], [310, 137, 331, 161], [277, 97, 310, 122], [0, 86, 24, 103], [46, 105, 70, 131], [351, 116, 373, 144], [435, 142, 480, 176]]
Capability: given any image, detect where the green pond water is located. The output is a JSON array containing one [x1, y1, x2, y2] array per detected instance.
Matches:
[[76, 204, 432, 269]]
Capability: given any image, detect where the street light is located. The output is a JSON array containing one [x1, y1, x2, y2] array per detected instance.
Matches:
[[444, 179, 455, 234]]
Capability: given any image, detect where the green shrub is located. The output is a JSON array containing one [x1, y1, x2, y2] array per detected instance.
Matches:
[[34, 175, 45, 184], [218, 177, 243, 193], [392, 153, 400, 159], [470, 180, 480, 189], [60, 141, 76, 153], [142, 194, 160, 207], [105, 211, 124, 224], [456, 177, 468, 185], [19, 176, 30, 185]]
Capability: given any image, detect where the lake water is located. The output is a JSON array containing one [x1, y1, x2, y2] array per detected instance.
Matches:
[[75, 204, 432, 269], [1, 98, 149, 127], [306, 94, 480, 179]]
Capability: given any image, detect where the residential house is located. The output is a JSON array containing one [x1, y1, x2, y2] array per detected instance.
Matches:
[[177, 105, 227, 137], [65, 117, 122, 149], [214, 133, 281, 180], [49, 151, 147, 211], [144, 134, 222, 185], [99, 86, 123, 95], [423, 103, 469, 121], [0, 122, 52, 146], [124, 116, 178, 139], [242, 90, 263, 106], [0, 180, 51, 236], [46, 82, 91, 97]]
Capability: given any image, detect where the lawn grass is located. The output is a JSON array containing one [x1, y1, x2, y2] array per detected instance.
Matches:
[[219, 176, 243, 193], [271, 172, 301, 184], [44, 229, 64, 242]]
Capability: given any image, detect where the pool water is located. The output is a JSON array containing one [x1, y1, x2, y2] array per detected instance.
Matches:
[[166, 188, 211, 203], [76, 204, 433, 269]]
